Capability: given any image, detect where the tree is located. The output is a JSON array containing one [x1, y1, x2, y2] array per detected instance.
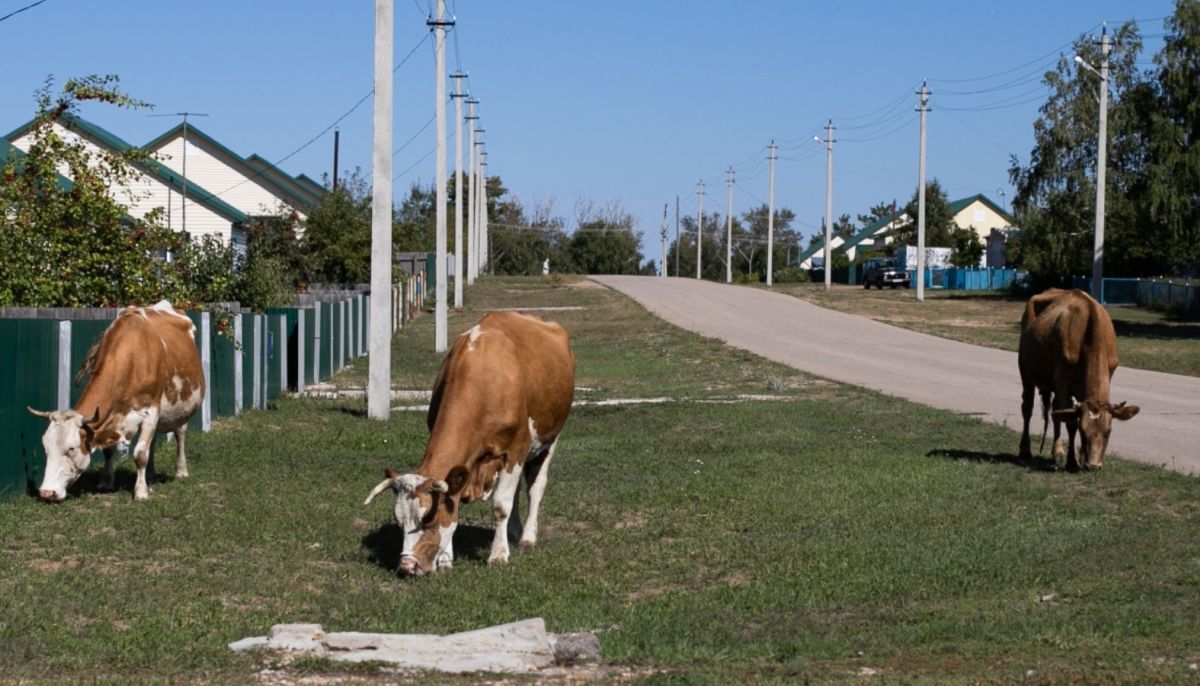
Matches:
[[857, 200, 898, 229], [670, 210, 731, 280], [301, 169, 372, 284], [832, 213, 856, 241], [1007, 21, 1151, 282], [0, 76, 191, 307], [1144, 0, 1200, 275], [736, 203, 799, 279], [892, 180, 957, 248]]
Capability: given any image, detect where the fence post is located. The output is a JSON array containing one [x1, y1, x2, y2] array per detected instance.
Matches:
[[312, 304, 321, 384], [234, 315, 244, 415], [296, 309, 306, 394], [56, 321, 71, 411], [253, 314, 262, 410], [200, 312, 212, 431]]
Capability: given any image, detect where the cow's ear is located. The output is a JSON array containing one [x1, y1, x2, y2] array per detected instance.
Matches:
[[1111, 403, 1140, 421], [444, 466, 470, 497]]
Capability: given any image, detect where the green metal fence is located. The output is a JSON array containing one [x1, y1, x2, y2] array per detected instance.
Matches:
[[1, 284, 417, 500]]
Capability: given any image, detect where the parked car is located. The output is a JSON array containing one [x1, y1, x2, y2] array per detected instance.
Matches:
[[863, 258, 910, 289]]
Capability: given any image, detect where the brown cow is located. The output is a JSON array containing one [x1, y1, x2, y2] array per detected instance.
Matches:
[[28, 301, 205, 501], [1018, 288, 1139, 470], [364, 311, 575, 576]]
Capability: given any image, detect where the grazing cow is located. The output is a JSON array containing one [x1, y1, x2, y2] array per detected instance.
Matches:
[[28, 301, 205, 501], [364, 311, 575, 576], [1018, 288, 1139, 470]]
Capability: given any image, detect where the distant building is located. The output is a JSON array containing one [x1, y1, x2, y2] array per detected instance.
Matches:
[[794, 193, 1016, 269], [142, 125, 322, 224], [5, 114, 326, 250], [5, 114, 248, 246]]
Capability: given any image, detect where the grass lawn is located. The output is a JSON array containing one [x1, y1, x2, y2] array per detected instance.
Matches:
[[1, 276, 1198, 684], [773, 283, 1200, 378]]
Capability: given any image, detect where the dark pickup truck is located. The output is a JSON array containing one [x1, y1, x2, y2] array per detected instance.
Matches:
[[862, 258, 910, 289]]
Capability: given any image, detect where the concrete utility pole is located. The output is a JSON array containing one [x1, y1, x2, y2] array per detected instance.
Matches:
[[367, 0, 393, 421], [474, 128, 485, 279], [674, 195, 680, 277], [465, 99, 478, 284], [660, 204, 668, 278], [821, 121, 835, 292], [916, 80, 930, 303], [148, 111, 208, 236], [430, 0, 451, 352], [767, 140, 777, 286], [696, 180, 705, 279], [725, 167, 734, 283], [1077, 27, 1110, 302], [450, 72, 466, 310], [480, 152, 489, 275]]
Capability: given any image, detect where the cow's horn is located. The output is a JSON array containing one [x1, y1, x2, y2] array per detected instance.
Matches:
[[26, 407, 52, 419], [430, 479, 449, 494], [363, 478, 396, 505]]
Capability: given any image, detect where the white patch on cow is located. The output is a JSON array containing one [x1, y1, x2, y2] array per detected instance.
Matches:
[[435, 523, 456, 570], [160, 336, 167, 352], [465, 325, 484, 351], [160, 378, 202, 429], [150, 300, 175, 313], [35, 411, 93, 501], [528, 417, 544, 454]]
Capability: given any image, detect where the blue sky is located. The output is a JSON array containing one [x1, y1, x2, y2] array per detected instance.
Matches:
[[0, 1, 1176, 267]]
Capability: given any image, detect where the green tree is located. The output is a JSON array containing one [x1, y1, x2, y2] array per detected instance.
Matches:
[[1144, 1, 1200, 275], [670, 210, 730, 280], [0, 76, 191, 307], [857, 200, 899, 229], [1007, 22, 1150, 281], [892, 180, 957, 248], [301, 170, 372, 284], [832, 213, 856, 241]]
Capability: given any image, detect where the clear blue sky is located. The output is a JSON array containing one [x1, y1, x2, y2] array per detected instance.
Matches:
[[0, 1, 1175, 267]]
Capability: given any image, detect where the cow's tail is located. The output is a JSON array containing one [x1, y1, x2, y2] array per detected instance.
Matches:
[[73, 336, 102, 387], [1037, 391, 1051, 455]]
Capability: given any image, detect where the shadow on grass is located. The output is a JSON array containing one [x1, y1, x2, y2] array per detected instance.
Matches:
[[927, 448, 1059, 473], [1112, 318, 1200, 341], [361, 522, 496, 574]]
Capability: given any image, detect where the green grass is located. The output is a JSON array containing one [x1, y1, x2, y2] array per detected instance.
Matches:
[[773, 283, 1200, 378], [1, 276, 1198, 684]]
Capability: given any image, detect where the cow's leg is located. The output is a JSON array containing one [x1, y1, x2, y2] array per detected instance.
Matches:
[[1064, 419, 1079, 471], [174, 425, 189, 478], [519, 441, 556, 551], [488, 463, 524, 565], [132, 408, 160, 501], [435, 538, 454, 571], [100, 446, 116, 492], [1019, 384, 1034, 460]]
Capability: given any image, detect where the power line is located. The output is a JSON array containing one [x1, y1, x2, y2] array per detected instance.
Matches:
[[839, 113, 919, 143], [0, 0, 47, 23]]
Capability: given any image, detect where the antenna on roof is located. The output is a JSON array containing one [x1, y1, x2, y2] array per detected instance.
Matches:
[[148, 112, 210, 235]]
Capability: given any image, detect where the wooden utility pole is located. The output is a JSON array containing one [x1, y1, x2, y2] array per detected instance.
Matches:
[[367, 0, 394, 420]]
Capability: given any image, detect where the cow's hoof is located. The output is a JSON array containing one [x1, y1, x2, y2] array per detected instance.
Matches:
[[133, 489, 151, 501], [518, 539, 536, 552], [176, 469, 189, 479], [487, 551, 509, 565]]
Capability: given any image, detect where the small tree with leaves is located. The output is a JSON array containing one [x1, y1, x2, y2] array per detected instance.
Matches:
[[0, 76, 191, 307]]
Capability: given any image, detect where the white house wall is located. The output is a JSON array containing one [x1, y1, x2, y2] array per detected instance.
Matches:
[[953, 201, 1009, 238], [10, 124, 235, 243], [153, 137, 308, 221]]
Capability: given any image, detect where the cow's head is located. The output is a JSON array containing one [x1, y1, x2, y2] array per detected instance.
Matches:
[[28, 407, 101, 502], [1053, 400, 1140, 470], [363, 466, 469, 576]]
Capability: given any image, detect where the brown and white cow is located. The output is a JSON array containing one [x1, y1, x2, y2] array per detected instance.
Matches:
[[28, 300, 205, 501], [364, 311, 575, 576], [1018, 288, 1139, 471]]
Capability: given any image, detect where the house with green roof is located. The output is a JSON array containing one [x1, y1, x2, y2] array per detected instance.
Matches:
[[143, 124, 322, 223], [294, 174, 326, 198], [795, 193, 1015, 269], [0, 138, 75, 192], [5, 114, 247, 246]]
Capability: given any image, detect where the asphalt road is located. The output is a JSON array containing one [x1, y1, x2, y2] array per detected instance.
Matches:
[[591, 275, 1200, 476]]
